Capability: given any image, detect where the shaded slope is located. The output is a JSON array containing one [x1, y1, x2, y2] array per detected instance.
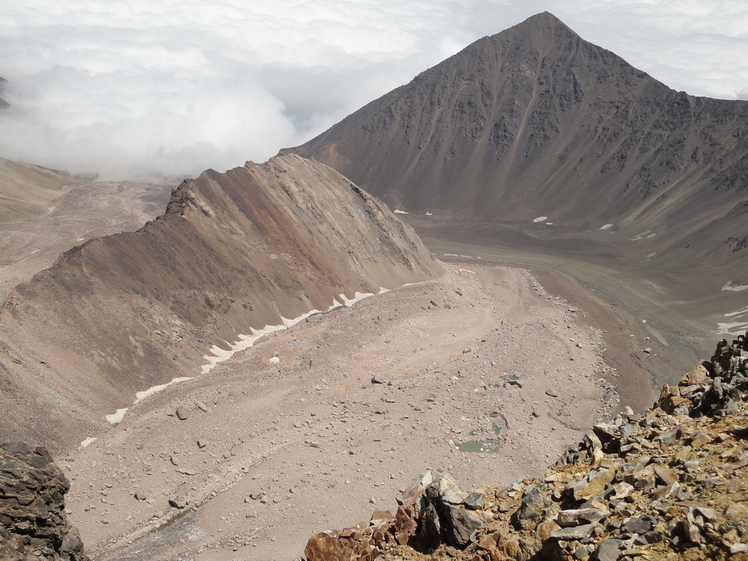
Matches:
[[0, 154, 441, 452], [287, 12, 748, 308]]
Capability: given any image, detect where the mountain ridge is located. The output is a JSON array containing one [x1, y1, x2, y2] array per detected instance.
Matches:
[[0, 153, 441, 452]]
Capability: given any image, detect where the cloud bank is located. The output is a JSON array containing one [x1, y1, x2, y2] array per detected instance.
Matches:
[[1, 0, 747, 180]]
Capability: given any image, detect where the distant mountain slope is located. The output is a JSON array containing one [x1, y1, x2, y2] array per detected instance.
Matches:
[[0, 76, 8, 110], [287, 12, 748, 304], [0, 154, 441, 452], [0, 158, 71, 223]]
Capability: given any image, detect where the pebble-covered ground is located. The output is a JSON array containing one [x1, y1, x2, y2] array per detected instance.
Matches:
[[60, 263, 620, 561]]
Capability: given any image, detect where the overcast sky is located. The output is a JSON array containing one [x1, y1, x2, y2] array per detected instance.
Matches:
[[1, 0, 747, 181]]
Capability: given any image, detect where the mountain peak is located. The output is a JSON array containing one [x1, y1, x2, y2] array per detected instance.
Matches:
[[500, 11, 581, 49], [289, 12, 748, 309], [515, 10, 572, 30]]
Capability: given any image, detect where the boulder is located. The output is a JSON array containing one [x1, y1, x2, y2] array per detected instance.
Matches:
[[442, 505, 484, 547], [512, 483, 549, 530], [305, 533, 357, 561]]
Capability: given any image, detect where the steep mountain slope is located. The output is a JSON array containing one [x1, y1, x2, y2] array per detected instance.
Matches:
[[287, 12, 748, 319], [0, 153, 441, 452]]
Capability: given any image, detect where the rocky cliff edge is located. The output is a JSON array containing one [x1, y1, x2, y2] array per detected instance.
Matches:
[[0, 442, 90, 561]]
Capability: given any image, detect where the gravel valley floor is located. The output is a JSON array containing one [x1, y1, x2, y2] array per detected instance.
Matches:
[[58, 262, 624, 560]]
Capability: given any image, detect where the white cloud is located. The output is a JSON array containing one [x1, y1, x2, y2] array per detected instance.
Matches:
[[0, 0, 746, 180]]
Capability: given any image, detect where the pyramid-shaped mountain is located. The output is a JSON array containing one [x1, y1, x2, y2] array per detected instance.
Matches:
[[287, 13, 748, 302]]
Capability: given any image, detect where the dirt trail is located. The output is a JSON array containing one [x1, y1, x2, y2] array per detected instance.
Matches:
[[60, 263, 621, 561]]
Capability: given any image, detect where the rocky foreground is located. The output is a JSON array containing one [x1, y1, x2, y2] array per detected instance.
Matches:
[[2, 329, 746, 561], [304, 335, 748, 561], [0, 443, 89, 561]]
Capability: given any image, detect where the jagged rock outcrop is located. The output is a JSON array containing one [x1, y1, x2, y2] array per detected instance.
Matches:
[[303, 332, 748, 560], [287, 12, 748, 302], [0, 153, 442, 452], [0, 442, 89, 561]]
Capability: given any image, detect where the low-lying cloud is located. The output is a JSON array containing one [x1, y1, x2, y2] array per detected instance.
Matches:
[[1, 0, 747, 181]]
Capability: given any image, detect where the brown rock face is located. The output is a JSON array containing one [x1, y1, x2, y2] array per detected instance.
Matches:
[[0, 154, 441, 452], [0, 442, 89, 561]]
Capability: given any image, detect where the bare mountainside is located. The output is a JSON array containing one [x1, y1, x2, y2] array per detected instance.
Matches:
[[287, 12, 748, 337], [0, 158, 72, 223], [0, 153, 441, 453], [0, 174, 172, 301]]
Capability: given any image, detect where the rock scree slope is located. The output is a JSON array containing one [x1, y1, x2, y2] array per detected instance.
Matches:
[[0, 153, 441, 453], [0, 158, 72, 224]]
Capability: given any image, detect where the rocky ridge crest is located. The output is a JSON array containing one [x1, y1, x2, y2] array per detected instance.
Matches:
[[304, 333, 748, 561]]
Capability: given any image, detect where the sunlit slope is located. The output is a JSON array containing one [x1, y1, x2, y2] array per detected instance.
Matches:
[[0, 159, 71, 223], [0, 154, 441, 452]]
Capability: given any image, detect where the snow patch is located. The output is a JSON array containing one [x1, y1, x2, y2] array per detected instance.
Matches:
[[600, 224, 614, 230], [630, 231, 652, 241], [639, 252, 656, 262], [135, 377, 193, 403], [337, 291, 376, 307], [533, 216, 548, 223], [718, 322, 748, 335], [717, 305, 748, 335], [80, 437, 97, 448], [725, 306, 748, 318], [200, 290, 380, 374], [722, 281, 748, 292], [393, 209, 409, 214], [270, 356, 280, 364], [105, 408, 128, 425]]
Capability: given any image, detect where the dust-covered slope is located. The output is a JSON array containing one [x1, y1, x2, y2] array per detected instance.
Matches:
[[0, 153, 441, 453], [287, 12, 748, 307], [0, 158, 72, 223]]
